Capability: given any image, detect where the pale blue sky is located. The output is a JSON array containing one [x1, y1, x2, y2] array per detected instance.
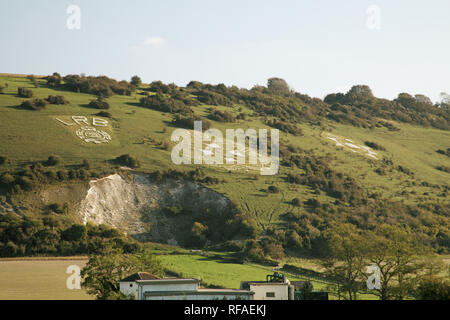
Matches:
[[0, 0, 449, 102]]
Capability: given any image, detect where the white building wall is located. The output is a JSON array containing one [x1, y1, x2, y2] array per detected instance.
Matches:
[[119, 282, 138, 299], [249, 284, 288, 300], [140, 282, 198, 292]]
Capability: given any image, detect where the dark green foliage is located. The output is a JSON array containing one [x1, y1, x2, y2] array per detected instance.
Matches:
[[44, 155, 60, 166], [113, 154, 140, 168], [147, 81, 175, 94], [0, 156, 6, 165], [436, 166, 450, 173], [81, 247, 163, 299], [17, 87, 33, 98], [266, 119, 303, 135], [364, 141, 386, 151], [416, 277, 450, 300], [82, 159, 92, 169], [46, 95, 69, 105], [291, 198, 301, 207], [130, 75, 142, 87], [47, 202, 66, 214], [62, 224, 87, 241], [436, 148, 450, 157], [20, 98, 47, 110], [267, 185, 280, 194], [0, 214, 140, 257], [267, 77, 291, 95], [88, 98, 110, 109], [16, 176, 33, 191], [171, 114, 212, 131], [60, 74, 135, 97], [95, 111, 112, 118], [140, 93, 192, 115], [194, 90, 233, 106], [208, 109, 235, 122], [46, 72, 62, 87], [285, 152, 365, 204]]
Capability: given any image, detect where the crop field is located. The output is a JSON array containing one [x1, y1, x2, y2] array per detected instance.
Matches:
[[0, 258, 91, 300]]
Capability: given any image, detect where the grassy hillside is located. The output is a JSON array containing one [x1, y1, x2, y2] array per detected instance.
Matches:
[[0, 74, 449, 257], [0, 74, 448, 300]]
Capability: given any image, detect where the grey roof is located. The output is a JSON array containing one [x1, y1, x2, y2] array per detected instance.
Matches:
[[119, 272, 160, 282]]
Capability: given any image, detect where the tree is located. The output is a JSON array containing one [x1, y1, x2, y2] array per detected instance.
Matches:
[[131, 75, 142, 87], [267, 77, 290, 95], [62, 224, 87, 241], [81, 246, 164, 300], [321, 224, 365, 300], [361, 225, 425, 300], [44, 155, 60, 166]]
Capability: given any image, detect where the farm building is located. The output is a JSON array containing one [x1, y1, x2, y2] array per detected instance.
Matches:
[[240, 272, 291, 300], [240, 272, 329, 300], [119, 272, 254, 300]]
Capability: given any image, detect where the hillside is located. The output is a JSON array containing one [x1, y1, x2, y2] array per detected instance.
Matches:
[[0, 74, 449, 260]]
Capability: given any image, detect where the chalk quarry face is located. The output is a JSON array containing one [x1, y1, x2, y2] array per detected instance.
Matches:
[[77, 173, 230, 244]]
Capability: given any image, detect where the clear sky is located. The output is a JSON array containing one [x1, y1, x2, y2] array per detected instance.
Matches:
[[0, 0, 449, 102]]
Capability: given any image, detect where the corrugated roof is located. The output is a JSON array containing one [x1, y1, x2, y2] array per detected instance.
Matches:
[[119, 272, 160, 282]]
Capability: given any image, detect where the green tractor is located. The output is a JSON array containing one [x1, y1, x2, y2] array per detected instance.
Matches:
[[266, 271, 286, 283]]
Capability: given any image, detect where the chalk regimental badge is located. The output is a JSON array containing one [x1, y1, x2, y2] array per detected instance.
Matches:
[[76, 126, 111, 144]]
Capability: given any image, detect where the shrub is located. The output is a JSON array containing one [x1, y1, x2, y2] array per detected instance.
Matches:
[[62, 74, 135, 97], [47, 203, 65, 214], [436, 148, 450, 157], [16, 176, 33, 191], [62, 224, 87, 241], [266, 119, 303, 136], [46, 95, 69, 105], [0, 156, 6, 165], [17, 87, 33, 98], [0, 173, 15, 185], [291, 198, 301, 207], [171, 115, 212, 131], [88, 98, 110, 109], [21, 99, 48, 111], [436, 166, 450, 173], [113, 154, 140, 168], [364, 141, 386, 151], [82, 159, 92, 169], [95, 111, 112, 118], [44, 155, 61, 166], [140, 93, 192, 115], [416, 277, 450, 300], [57, 170, 68, 180], [208, 109, 235, 122], [267, 185, 280, 194]]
